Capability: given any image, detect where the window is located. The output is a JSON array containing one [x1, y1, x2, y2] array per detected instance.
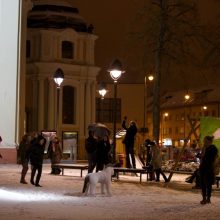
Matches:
[[96, 98, 121, 123], [62, 41, 74, 59], [62, 86, 75, 124], [26, 40, 31, 58]]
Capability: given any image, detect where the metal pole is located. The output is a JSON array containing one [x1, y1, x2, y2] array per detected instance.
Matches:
[[143, 76, 147, 135], [113, 81, 117, 162], [56, 87, 60, 136]]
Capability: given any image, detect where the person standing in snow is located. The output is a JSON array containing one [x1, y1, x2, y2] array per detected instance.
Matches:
[[150, 141, 168, 182], [199, 136, 218, 204], [18, 134, 32, 184], [122, 116, 137, 168], [29, 134, 46, 187], [85, 130, 97, 173]]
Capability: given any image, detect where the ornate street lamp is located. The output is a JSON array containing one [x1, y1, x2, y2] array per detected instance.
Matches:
[[108, 59, 125, 162], [53, 68, 64, 134]]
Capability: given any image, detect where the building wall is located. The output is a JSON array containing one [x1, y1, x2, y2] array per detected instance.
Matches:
[[96, 83, 220, 151], [26, 26, 100, 160], [0, 0, 20, 148]]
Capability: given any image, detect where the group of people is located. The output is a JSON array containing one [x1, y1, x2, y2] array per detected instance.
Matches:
[[121, 117, 168, 182], [121, 116, 220, 205], [85, 131, 112, 173], [18, 132, 62, 187]]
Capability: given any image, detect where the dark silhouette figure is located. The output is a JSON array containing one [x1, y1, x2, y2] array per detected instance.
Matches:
[[18, 134, 32, 184], [85, 131, 98, 173], [29, 135, 46, 187], [122, 117, 137, 168], [96, 135, 111, 172], [199, 136, 218, 204]]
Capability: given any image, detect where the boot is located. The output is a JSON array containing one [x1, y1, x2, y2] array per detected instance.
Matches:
[[20, 178, 28, 184], [200, 197, 207, 205], [206, 197, 211, 204], [185, 176, 193, 183]]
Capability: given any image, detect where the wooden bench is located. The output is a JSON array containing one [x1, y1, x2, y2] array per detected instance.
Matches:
[[52, 164, 88, 177], [113, 167, 150, 182]]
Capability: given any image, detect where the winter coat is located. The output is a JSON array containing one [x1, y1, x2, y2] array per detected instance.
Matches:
[[96, 139, 111, 165], [199, 144, 218, 185], [47, 141, 62, 164], [122, 121, 137, 146], [151, 145, 162, 170], [29, 137, 46, 166], [18, 140, 31, 163], [85, 136, 97, 154]]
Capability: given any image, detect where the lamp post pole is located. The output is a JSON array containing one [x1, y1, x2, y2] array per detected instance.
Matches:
[[108, 59, 125, 162], [53, 68, 64, 136], [143, 75, 154, 137]]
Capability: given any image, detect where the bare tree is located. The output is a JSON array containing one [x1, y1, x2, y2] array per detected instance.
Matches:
[[128, 0, 211, 143]]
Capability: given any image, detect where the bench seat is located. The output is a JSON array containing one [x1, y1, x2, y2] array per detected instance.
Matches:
[[113, 167, 150, 182], [52, 164, 88, 177]]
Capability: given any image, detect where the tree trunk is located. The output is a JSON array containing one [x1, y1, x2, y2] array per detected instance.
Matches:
[[152, 0, 166, 144]]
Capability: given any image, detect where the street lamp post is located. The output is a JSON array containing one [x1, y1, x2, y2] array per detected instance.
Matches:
[[143, 74, 154, 136], [108, 59, 125, 162], [53, 68, 64, 136]]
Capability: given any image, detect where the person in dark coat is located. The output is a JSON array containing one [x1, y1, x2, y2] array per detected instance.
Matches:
[[18, 134, 32, 184], [29, 135, 46, 187], [122, 116, 137, 168], [96, 135, 111, 172], [85, 130, 98, 173], [199, 135, 218, 204]]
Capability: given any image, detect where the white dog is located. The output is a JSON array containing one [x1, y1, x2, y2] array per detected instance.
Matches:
[[82, 166, 114, 196]]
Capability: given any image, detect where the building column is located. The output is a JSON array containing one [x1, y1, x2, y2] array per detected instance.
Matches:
[[38, 78, 45, 131], [18, 0, 33, 139], [47, 79, 56, 130], [85, 80, 92, 132], [91, 81, 96, 122], [32, 78, 38, 131]]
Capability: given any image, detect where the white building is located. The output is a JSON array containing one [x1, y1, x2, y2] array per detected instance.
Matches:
[[0, 0, 100, 162]]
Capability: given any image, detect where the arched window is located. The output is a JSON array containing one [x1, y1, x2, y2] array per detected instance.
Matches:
[[62, 41, 74, 59], [62, 86, 75, 124]]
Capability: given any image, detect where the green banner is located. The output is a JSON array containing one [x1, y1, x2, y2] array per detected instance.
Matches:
[[200, 117, 220, 154]]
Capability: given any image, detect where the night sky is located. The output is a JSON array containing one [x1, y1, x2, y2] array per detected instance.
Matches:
[[71, 0, 220, 91]]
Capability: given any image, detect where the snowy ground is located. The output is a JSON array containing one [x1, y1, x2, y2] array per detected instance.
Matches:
[[0, 163, 220, 220]]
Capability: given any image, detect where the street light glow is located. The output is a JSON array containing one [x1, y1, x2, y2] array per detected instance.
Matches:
[[53, 68, 64, 88], [148, 75, 154, 81], [110, 70, 122, 82], [184, 94, 190, 100], [99, 88, 107, 99]]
